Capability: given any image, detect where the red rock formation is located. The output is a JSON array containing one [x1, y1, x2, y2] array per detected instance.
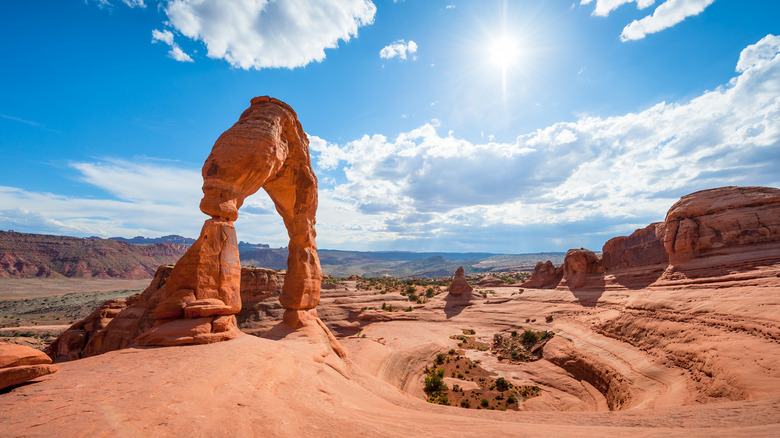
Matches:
[[561, 249, 604, 289], [47, 266, 283, 362], [602, 222, 668, 270], [0, 342, 57, 390], [135, 96, 325, 345], [663, 186, 780, 264], [521, 261, 563, 289], [448, 266, 473, 298]]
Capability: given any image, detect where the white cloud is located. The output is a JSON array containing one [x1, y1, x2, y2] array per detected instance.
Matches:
[[379, 40, 418, 60], [163, 0, 376, 69], [151, 29, 174, 46], [621, 0, 715, 41], [152, 29, 194, 63], [306, 34, 780, 249], [90, 0, 145, 8], [581, 0, 716, 41], [5, 36, 780, 252]]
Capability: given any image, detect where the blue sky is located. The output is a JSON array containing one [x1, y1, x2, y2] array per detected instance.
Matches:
[[1, 0, 779, 253]]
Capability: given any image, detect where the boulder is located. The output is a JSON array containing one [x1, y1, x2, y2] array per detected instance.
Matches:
[[448, 267, 473, 298], [562, 249, 604, 289], [0, 342, 57, 390], [521, 261, 563, 289], [663, 186, 780, 264]]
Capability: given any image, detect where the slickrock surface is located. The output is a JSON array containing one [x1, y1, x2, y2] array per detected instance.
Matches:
[[0, 342, 57, 390], [447, 266, 473, 297], [3, 264, 780, 436]]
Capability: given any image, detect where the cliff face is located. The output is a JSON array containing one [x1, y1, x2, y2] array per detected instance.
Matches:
[[602, 222, 668, 270], [663, 186, 780, 264], [523, 186, 780, 290], [0, 231, 188, 279]]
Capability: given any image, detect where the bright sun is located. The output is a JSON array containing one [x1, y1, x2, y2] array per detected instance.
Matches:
[[488, 34, 520, 69]]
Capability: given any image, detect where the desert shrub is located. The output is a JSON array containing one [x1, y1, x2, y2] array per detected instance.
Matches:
[[425, 287, 436, 298], [480, 399, 489, 408], [521, 329, 539, 345], [462, 329, 476, 335], [511, 330, 518, 337], [460, 399, 471, 408], [405, 285, 416, 295], [424, 373, 449, 395], [493, 333, 503, 346], [452, 384, 460, 392], [408, 293, 418, 302], [435, 353, 447, 365], [506, 395, 517, 404], [404, 306, 413, 312], [495, 377, 511, 392]]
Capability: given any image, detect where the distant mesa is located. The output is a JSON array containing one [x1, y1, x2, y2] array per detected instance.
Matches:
[[447, 266, 473, 298], [0, 230, 187, 279], [0, 342, 57, 390], [110, 235, 197, 246], [522, 186, 780, 291]]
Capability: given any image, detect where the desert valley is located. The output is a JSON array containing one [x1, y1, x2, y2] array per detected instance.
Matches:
[[1, 96, 778, 437]]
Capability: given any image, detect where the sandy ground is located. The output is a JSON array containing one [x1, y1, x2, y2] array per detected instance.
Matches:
[[0, 278, 152, 300], [1, 259, 779, 437]]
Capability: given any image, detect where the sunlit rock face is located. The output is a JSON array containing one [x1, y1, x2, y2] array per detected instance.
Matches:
[[448, 266, 473, 298], [0, 342, 57, 390], [663, 186, 780, 265], [137, 96, 322, 345], [522, 261, 563, 289]]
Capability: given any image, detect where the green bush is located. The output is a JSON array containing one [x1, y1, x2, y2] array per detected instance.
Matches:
[[495, 377, 511, 392], [521, 329, 539, 345], [460, 399, 471, 408], [424, 373, 449, 395], [480, 398, 489, 408]]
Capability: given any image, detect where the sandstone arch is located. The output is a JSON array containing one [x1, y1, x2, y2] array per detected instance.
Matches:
[[136, 96, 323, 346]]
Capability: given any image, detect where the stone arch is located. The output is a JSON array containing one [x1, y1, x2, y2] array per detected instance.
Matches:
[[138, 96, 323, 345]]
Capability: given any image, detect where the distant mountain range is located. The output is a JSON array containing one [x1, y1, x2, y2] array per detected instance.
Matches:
[[0, 231, 564, 280]]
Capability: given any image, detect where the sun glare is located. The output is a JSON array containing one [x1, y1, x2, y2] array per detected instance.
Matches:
[[488, 35, 520, 69]]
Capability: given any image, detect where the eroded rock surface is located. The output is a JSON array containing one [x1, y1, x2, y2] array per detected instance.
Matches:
[[663, 186, 780, 264], [521, 260, 563, 288], [0, 342, 57, 390], [602, 222, 668, 270], [47, 266, 283, 362], [447, 267, 473, 298], [136, 96, 324, 345], [561, 249, 604, 289]]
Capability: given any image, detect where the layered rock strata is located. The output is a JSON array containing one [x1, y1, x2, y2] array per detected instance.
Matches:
[[0, 342, 57, 390], [522, 186, 780, 291]]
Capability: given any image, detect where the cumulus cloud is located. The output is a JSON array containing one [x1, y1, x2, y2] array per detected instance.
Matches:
[[162, 0, 376, 69], [581, 0, 716, 41], [379, 40, 418, 60], [6, 36, 780, 252], [307, 34, 780, 250], [152, 29, 193, 63]]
